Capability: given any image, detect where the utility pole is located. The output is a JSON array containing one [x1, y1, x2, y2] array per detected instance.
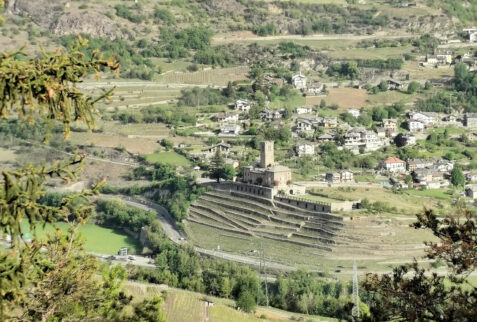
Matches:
[[352, 259, 360, 321], [260, 240, 269, 307]]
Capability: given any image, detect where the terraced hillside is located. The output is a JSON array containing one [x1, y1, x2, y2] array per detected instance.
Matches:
[[186, 189, 436, 273], [188, 190, 345, 253]]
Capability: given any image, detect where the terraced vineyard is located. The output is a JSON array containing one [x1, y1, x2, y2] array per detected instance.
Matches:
[[187, 189, 436, 273], [187, 190, 345, 253]]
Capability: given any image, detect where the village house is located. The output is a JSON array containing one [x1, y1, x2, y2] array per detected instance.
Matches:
[[203, 142, 231, 156], [442, 115, 458, 124], [348, 109, 360, 118], [260, 109, 283, 120], [466, 173, 477, 182], [376, 128, 386, 139], [464, 113, 477, 128], [387, 79, 406, 91], [217, 112, 239, 123], [422, 51, 453, 67], [317, 133, 334, 143], [326, 170, 354, 184], [364, 130, 381, 151], [434, 159, 454, 172], [321, 117, 338, 128], [325, 170, 354, 184], [296, 118, 314, 133], [295, 106, 313, 115], [402, 134, 416, 146], [456, 53, 477, 69], [382, 119, 397, 135], [463, 27, 477, 42], [408, 120, 425, 132], [465, 184, 477, 199], [409, 111, 437, 127], [412, 169, 448, 189], [407, 158, 435, 171], [382, 157, 406, 173], [306, 83, 324, 95], [219, 124, 241, 137], [295, 142, 315, 157], [344, 128, 363, 148], [234, 99, 252, 112], [292, 72, 307, 90]]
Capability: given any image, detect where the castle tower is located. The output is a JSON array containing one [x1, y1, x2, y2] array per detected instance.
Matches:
[[260, 141, 274, 168]]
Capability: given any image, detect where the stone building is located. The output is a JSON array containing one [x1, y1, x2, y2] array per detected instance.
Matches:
[[464, 113, 477, 128], [243, 141, 292, 188]]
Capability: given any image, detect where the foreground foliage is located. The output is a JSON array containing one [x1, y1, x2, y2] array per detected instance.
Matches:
[[364, 209, 477, 321], [0, 33, 164, 320]]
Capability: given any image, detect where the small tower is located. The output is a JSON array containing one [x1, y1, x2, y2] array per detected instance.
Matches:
[[260, 141, 274, 168]]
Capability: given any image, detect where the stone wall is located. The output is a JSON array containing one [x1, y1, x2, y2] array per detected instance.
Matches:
[[207, 182, 276, 199], [274, 195, 332, 213]]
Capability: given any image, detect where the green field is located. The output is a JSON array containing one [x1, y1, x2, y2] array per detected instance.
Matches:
[[20, 221, 142, 254], [144, 151, 191, 166], [402, 189, 453, 200]]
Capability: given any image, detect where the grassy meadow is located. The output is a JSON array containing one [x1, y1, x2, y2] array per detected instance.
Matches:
[[19, 221, 142, 254]]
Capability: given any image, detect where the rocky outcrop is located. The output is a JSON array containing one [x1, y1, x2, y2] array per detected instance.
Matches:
[[5, 0, 123, 40], [51, 12, 122, 40]]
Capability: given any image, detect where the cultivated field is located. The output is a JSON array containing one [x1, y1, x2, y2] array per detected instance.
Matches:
[[307, 88, 368, 109], [124, 281, 332, 322], [157, 66, 250, 86]]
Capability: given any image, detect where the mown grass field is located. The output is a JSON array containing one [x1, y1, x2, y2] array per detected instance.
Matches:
[[20, 221, 142, 254], [402, 189, 453, 200], [144, 151, 191, 166], [0, 147, 16, 162]]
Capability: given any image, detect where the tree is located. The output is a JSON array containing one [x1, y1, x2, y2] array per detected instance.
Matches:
[[363, 209, 477, 321], [407, 81, 420, 94], [0, 34, 164, 320], [236, 291, 256, 313], [451, 165, 465, 187], [378, 80, 388, 92], [222, 164, 236, 181], [210, 149, 225, 183]]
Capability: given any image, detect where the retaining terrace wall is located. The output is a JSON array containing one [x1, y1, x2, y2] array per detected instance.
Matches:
[[206, 182, 276, 199]]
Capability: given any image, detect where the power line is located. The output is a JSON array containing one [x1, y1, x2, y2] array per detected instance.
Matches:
[[352, 259, 360, 320]]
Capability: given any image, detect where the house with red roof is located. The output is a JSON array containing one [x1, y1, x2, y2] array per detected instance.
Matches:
[[382, 157, 406, 173]]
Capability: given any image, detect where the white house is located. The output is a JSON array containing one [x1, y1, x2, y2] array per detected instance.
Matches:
[[409, 111, 437, 127], [217, 113, 239, 123], [296, 118, 314, 132], [344, 128, 364, 148], [463, 27, 477, 42], [383, 157, 406, 173], [235, 99, 251, 112], [292, 72, 307, 90], [295, 142, 315, 157], [363, 131, 381, 151], [408, 120, 425, 132], [220, 124, 241, 137], [260, 109, 283, 120], [348, 109, 360, 118], [295, 106, 313, 115]]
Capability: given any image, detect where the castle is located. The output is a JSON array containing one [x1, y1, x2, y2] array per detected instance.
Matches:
[[243, 141, 292, 188]]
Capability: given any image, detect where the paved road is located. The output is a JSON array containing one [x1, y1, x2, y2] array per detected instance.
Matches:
[[212, 31, 414, 44], [103, 195, 296, 271]]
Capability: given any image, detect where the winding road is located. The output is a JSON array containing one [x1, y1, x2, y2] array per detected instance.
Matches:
[[102, 194, 295, 271]]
